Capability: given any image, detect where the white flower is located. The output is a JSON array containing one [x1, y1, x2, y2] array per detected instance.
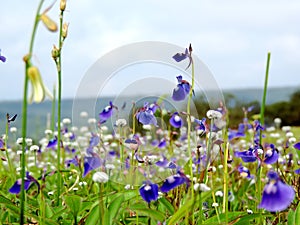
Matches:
[[206, 110, 222, 119], [80, 111, 88, 118], [247, 209, 253, 214], [29, 145, 39, 151], [282, 126, 291, 132], [62, 118, 71, 124], [274, 118, 281, 125], [142, 124, 152, 130], [286, 132, 294, 138], [215, 191, 223, 197], [115, 119, 127, 127], [44, 129, 53, 135], [16, 138, 24, 145], [92, 172, 109, 183], [198, 183, 211, 192], [88, 118, 97, 124], [10, 127, 17, 133], [212, 202, 219, 207]]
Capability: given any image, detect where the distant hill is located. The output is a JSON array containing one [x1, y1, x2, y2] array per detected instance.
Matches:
[[0, 86, 299, 138]]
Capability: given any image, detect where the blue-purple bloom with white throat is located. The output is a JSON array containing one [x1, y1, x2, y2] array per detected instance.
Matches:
[[172, 75, 192, 101], [169, 112, 183, 128], [258, 171, 295, 212], [99, 101, 115, 124], [139, 181, 159, 203], [160, 171, 189, 193], [264, 144, 279, 164], [136, 102, 158, 126]]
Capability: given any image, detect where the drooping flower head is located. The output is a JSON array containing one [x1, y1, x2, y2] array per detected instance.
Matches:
[[139, 181, 159, 203], [172, 75, 192, 101], [169, 112, 183, 128], [258, 171, 295, 212], [27, 66, 53, 103], [172, 44, 193, 69], [160, 171, 190, 193], [136, 102, 158, 126], [0, 49, 6, 63], [99, 101, 116, 124]]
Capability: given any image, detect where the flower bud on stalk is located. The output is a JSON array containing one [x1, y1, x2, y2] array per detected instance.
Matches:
[[51, 45, 59, 60], [62, 23, 69, 39], [60, 0, 66, 11]]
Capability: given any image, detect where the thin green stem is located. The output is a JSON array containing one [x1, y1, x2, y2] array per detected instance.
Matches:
[[186, 50, 195, 224], [20, 1, 45, 224], [51, 85, 56, 132], [5, 116, 14, 179], [55, 9, 64, 206], [257, 52, 271, 223], [222, 143, 229, 224]]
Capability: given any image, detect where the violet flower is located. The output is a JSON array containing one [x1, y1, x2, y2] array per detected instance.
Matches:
[[294, 142, 300, 150], [136, 102, 158, 126], [264, 144, 279, 164], [172, 44, 192, 69], [172, 75, 192, 101], [169, 112, 183, 128], [9, 172, 39, 194], [139, 181, 159, 203], [0, 49, 6, 63], [83, 153, 102, 177], [99, 101, 115, 124], [258, 171, 295, 212], [237, 164, 253, 179], [234, 146, 258, 163], [160, 172, 189, 193]]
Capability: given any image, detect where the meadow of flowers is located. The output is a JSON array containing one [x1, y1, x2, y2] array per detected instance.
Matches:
[[1, 1, 300, 225]]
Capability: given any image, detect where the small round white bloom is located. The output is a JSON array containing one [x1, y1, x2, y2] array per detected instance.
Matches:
[[124, 184, 132, 190], [88, 118, 97, 124], [80, 111, 89, 118], [199, 183, 211, 192], [212, 202, 219, 207], [282, 126, 291, 132], [25, 138, 33, 146], [274, 118, 282, 125], [247, 209, 253, 214], [92, 171, 109, 183], [289, 137, 296, 144], [266, 126, 275, 132], [257, 148, 264, 155], [16, 138, 24, 145], [215, 191, 223, 197], [10, 127, 17, 133], [44, 129, 53, 135], [62, 118, 71, 124], [206, 110, 222, 119], [142, 124, 152, 130], [115, 119, 127, 127], [30, 145, 39, 152], [48, 191, 54, 196], [105, 164, 115, 170], [100, 126, 108, 132], [286, 132, 294, 138]]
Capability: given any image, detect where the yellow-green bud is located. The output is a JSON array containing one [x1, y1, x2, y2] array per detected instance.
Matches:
[[51, 45, 59, 60], [62, 23, 69, 39], [40, 14, 58, 32], [60, 0, 66, 11]]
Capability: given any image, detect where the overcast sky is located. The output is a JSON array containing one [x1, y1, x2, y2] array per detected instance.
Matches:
[[1, 0, 300, 100]]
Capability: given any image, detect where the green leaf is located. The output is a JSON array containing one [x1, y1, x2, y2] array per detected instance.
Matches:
[[158, 197, 174, 215], [295, 204, 300, 225], [85, 204, 100, 225], [288, 208, 295, 225], [64, 195, 82, 216], [132, 208, 165, 222], [104, 194, 125, 224]]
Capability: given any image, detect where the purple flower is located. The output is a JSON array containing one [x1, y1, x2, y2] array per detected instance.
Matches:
[[0, 49, 6, 63], [169, 112, 183, 128], [160, 172, 189, 193], [294, 168, 300, 174], [264, 144, 279, 164], [157, 138, 167, 148], [234, 147, 258, 163], [294, 142, 300, 150], [172, 75, 192, 101], [155, 156, 177, 169], [139, 181, 159, 203], [99, 101, 115, 124], [258, 171, 295, 212], [9, 172, 39, 194], [172, 44, 192, 69], [65, 156, 79, 167], [83, 153, 102, 177], [136, 102, 158, 126], [47, 137, 57, 149], [237, 164, 253, 179], [125, 137, 140, 151]]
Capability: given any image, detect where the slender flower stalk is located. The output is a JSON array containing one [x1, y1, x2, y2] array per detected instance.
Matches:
[[51, 84, 56, 132], [20, 1, 45, 223], [257, 52, 271, 221], [52, 3, 66, 206], [5, 114, 15, 179], [222, 142, 229, 224]]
